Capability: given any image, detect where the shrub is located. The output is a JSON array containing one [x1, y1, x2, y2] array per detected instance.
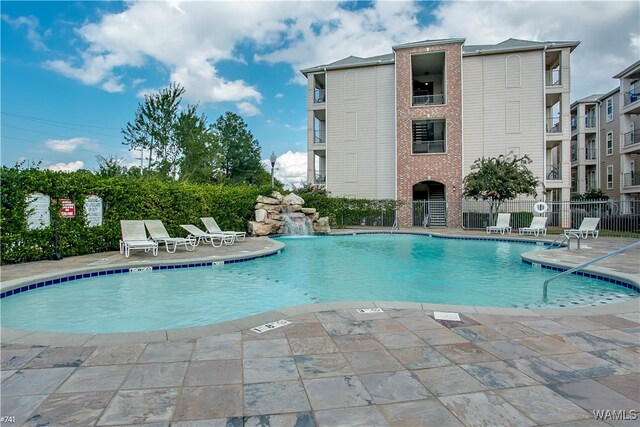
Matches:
[[0, 166, 270, 264]]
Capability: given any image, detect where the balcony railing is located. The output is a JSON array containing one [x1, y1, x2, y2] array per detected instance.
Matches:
[[412, 93, 445, 105], [570, 149, 577, 162], [623, 89, 639, 107], [314, 89, 325, 103], [412, 140, 446, 154], [585, 147, 597, 160], [314, 130, 325, 144], [547, 164, 562, 180], [623, 130, 640, 147], [623, 173, 640, 187], [571, 118, 577, 132], [585, 116, 596, 128], [546, 117, 561, 133], [545, 69, 561, 86], [315, 173, 326, 184]]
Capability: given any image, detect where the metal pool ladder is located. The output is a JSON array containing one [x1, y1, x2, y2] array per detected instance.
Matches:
[[542, 240, 640, 300]]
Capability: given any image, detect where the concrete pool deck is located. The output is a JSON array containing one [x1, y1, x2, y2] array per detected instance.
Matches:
[[1, 229, 638, 425]]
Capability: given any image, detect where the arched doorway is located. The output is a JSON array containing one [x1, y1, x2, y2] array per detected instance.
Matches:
[[412, 181, 446, 226]]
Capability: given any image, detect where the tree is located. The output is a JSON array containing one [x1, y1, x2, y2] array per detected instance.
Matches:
[[463, 154, 540, 222], [175, 106, 216, 183], [94, 155, 128, 177], [210, 112, 263, 184], [121, 83, 185, 178]]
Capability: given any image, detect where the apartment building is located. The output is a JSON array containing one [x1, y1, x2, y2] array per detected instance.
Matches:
[[569, 60, 639, 210], [570, 95, 600, 194], [613, 60, 640, 209], [598, 88, 623, 199], [301, 38, 579, 227]]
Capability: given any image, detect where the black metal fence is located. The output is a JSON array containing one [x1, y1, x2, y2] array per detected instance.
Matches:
[[330, 199, 640, 237]]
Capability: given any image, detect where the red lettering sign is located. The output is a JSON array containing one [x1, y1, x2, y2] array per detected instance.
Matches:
[[60, 199, 75, 218]]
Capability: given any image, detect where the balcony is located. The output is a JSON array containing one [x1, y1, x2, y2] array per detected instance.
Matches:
[[315, 173, 326, 184], [570, 148, 577, 162], [623, 89, 639, 107], [545, 117, 561, 133], [314, 129, 325, 144], [545, 69, 561, 87], [585, 116, 596, 129], [585, 147, 597, 161], [623, 130, 640, 148], [314, 89, 325, 104], [412, 92, 445, 106], [623, 172, 640, 187], [546, 164, 562, 180], [622, 89, 640, 114], [571, 117, 577, 132]]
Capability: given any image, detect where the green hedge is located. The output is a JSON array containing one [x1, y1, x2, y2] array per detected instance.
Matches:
[[300, 194, 400, 227], [0, 167, 270, 264]]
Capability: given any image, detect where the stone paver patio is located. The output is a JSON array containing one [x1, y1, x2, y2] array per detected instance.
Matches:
[[1, 229, 638, 426]]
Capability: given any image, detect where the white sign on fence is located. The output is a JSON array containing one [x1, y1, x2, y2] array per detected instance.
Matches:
[[26, 192, 50, 230], [84, 195, 103, 227]]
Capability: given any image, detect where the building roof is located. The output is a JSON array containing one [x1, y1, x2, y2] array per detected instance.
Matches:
[[300, 38, 580, 76], [463, 38, 580, 55], [571, 94, 604, 107], [613, 59, 640, 79], [300, 53, 394, 76], [392, 38, 466, 50], [598, 86, 621, 101]]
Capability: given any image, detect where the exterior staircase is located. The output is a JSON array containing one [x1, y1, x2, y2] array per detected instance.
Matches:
[[413, 188, 447, 227]]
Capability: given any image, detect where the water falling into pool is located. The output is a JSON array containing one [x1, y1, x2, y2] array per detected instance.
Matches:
[[281, 208, 314, 236]]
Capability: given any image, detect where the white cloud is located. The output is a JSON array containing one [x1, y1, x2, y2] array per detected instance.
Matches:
[[48, 160, 85, 172], [43, 1, 275, 103], [262, 150, 307, 189], [275, 93, 284, 98], [37, 1, 639, 107], [425, 1, 640, 99], [236, 101, 261, 117], [1, 14, 48, 51], [256, 1, 638, 99], [45, 137, 97, 153]]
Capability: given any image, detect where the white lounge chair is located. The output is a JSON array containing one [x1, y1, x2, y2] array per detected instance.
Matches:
[[486, 213, 512, 234], [519, 216, 548, 236], [201, 217, 246, 242], [119, 220, 158, 258], [179, 224, 234, 247], [565, 217, 600, 239], [144, 220, 196, 253]]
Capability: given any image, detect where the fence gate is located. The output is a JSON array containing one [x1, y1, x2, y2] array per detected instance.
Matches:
[[413, 200, 447, 227]]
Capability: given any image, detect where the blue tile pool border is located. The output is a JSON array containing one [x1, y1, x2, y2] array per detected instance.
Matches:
[[0, 250, 281, 299], [2, 233, 636, 299]]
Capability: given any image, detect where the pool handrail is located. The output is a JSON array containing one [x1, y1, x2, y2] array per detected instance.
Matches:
[[542, 240, 640, 300]]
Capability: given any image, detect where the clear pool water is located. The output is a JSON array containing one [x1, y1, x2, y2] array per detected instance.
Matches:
[[1, 234, 637, 333]]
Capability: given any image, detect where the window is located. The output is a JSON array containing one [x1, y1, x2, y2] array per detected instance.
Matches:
[[606, 165, 613, 189], [606, 132, 613, 156], [412, 120, 446, 154], [606, 97, 613, 122]]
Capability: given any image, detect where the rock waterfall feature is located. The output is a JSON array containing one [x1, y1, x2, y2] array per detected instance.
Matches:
[[248, 192, 330, 236]]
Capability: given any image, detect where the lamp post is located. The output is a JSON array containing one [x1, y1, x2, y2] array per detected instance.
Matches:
[[270, 151, 277, 188]]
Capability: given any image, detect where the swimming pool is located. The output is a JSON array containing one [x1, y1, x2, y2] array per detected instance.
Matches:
[[1, 234, 637, 333]]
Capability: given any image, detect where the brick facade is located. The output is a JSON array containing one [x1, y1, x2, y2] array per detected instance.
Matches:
[[395, 42, 464, 227]]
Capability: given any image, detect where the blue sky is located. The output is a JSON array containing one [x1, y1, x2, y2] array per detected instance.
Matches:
[[2, 1, 639, 186]]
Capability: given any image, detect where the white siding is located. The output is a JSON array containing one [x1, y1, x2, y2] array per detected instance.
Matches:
[[325, 64, 395, 198], [462, 51, 545, 183]]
